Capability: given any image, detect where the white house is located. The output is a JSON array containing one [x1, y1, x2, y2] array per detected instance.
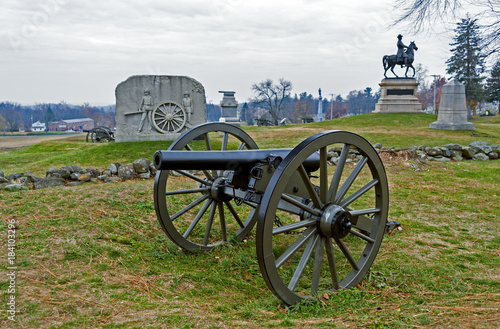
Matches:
[[31, 121, 46, 132]]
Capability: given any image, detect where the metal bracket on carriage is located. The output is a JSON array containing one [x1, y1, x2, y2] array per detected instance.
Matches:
[[232, 189, 262, 206], [385, 220, 402, 234], [247, 154, 283, 190]]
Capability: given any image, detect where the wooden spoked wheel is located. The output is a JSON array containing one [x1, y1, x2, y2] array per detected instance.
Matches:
[[256, 130, 389, 305], [154, 123, 259, 252]]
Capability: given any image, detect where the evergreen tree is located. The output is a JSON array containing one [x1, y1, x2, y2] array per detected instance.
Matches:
[[44, 107, 56, 124], [446, 15, 486, 113], [486, 60, 500, 112]]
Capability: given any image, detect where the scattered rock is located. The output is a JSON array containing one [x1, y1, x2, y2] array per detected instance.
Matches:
[[7, 173, 24, 181], [424, 147, 442, 156], [487, 151, 498, 160], [34, 177, 65, 189], [139, 172, 150, 179], [4, 184, 25, 192], [104, 177, 120, 183], [133, 158, 151, 174], [461, 147, 475, 159], [149, 163, 157, 176], [25, 174, 42, 183], [61, 165, 82, 174], [473, 153, 490, 161], [67, 181, 84, 186], [86, 168, 101, 179], [444, 144, 462, 151], [469, 141, 492, 155], [107, 163, 118, 175], [78, 173, 91, 182], [118, 164, 135, 180]]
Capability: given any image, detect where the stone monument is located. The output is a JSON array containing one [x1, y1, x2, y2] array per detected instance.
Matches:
[[219, 91, 239, 125], [429, 79, 475, 130], [115, 75, 206, 142], [374, 78, 423, 113]]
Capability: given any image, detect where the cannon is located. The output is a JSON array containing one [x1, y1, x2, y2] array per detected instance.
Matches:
[[153, 122, 390, 305], [84, 126, 115, 143]]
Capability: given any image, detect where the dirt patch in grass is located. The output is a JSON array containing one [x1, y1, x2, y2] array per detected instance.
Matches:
[[0, 134, 85, 151]]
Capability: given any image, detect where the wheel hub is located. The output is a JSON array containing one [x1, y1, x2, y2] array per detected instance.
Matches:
[[165, 113, 174, 121], [210, 177, 231, 202], [318, 204, 352, 238]]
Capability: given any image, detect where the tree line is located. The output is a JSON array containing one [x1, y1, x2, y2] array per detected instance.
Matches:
[[207, 83, 380, 126], [0, 102, 115, 133]]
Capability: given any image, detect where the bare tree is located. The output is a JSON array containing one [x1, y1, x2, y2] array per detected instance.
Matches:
[[251, 78, 292, 125], [393, 0, 500, 57]]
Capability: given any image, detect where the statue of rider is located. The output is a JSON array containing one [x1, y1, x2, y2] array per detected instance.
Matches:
[[396, 34, 408, 65]]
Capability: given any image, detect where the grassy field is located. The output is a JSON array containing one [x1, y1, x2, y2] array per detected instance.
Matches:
[[1, 113, 499, 328]]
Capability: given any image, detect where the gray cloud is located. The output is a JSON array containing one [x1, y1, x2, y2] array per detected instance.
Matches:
[[1, 0, 456, 105]]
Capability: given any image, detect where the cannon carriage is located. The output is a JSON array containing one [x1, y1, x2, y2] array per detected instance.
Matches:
[[153, 122, 390, 305]]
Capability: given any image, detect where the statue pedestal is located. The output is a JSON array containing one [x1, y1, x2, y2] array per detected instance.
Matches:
[[429, 79, 475, 130], [374, 78, 423, 113]]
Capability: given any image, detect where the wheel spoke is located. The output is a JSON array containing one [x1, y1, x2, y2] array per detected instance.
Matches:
[[288, 234, 320, 292], [171, 194, 210, 221], [203, 202, 217, 245], [275, 226, 317, 268], [319, 146, 328, 205], [334, 156, 368, 204], [311, 236, 325, 296], [218, 202, 227, 242], [221, 132, 229, 151], [174, 170, 212, 185], [328, 144, 350, 202], [281, 193, 320, 217], [237, 142, 246, 150], [339, 179, 378, 208], [165, 187, 209, 196], [298, 164, 322, 209], [350, 213, 376, 234], [224, 201, 245, 228], [183, 199, 212, 238], [272, 219, 315, 235], [334, 237, 359, 271], [324, 237, 340, 290], [204, 133, 212, 150], [349, 229, 374, 243]]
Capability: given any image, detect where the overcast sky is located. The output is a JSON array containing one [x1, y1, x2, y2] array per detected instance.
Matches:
[[0, 0, 471, 106]]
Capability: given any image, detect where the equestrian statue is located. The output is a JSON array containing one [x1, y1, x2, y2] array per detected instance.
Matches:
[[383, 34, 418, 78]]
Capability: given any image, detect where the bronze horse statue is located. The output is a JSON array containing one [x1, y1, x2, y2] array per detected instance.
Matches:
[[383, 41, 418, 78]]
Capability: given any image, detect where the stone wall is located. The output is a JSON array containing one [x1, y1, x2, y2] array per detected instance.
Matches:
[[1, 140, 497, 192]]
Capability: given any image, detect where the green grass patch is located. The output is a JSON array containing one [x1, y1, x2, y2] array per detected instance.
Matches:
[[0, 113, 499, 328]]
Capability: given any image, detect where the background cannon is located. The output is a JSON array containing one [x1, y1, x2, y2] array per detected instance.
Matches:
[[153, 122, 390, 305], [84, 126, 115, 143]]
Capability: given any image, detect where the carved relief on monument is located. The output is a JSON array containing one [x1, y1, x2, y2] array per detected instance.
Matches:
[[115, 75, 207, 142]]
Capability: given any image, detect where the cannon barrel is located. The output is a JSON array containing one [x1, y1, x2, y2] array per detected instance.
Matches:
[[154, 149, 320, 172]]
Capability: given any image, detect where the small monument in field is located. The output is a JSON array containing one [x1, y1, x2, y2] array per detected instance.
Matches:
[[115, 75, 207, 142], [219, 91, 240, 125], [374, 34, 423, 113], [429, 79, 475, 130]]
